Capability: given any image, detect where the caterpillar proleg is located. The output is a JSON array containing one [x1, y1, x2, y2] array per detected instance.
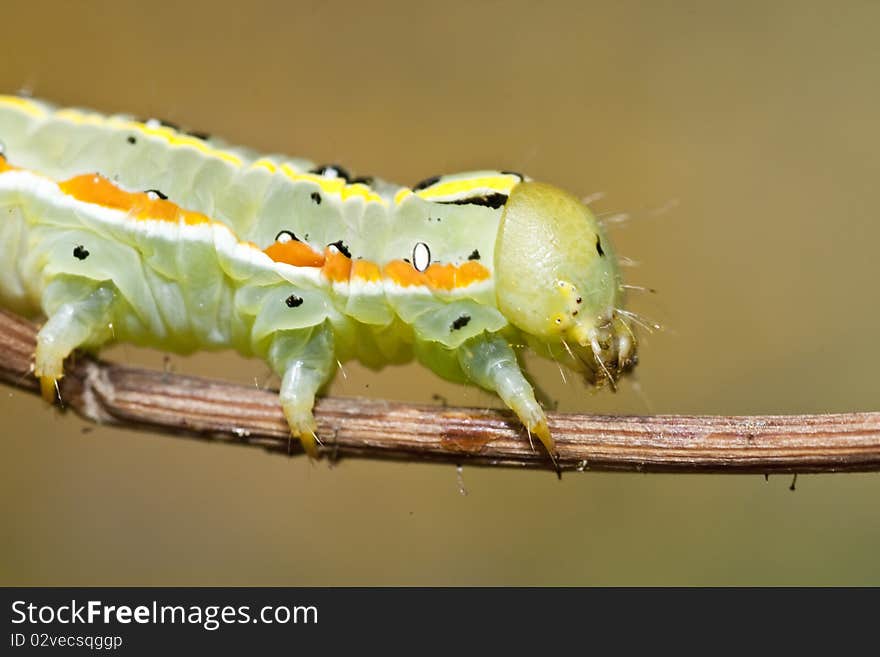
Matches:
[[0, 96, 638, 458]]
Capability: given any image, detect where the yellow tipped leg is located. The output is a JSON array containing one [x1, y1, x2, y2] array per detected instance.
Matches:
[[282, 403, 321, 458], [298, 431, 320, 459], [529, 418, 555, 457], [268, 326, 336, 459], [39, 375, 60, 403], [510, 396, 555, 459], [35, 345, 65, 404], [458, 333, 557, 460], [34, 284, 116, 404]]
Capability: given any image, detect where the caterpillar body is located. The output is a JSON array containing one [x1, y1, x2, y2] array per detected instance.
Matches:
[[0, 95, 637, 458]]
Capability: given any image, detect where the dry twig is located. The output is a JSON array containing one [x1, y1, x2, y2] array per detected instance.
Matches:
[[1, 309, 879, 473]]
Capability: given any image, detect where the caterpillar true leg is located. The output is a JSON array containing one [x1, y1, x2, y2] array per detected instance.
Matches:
[[267, 323, 336, 457], [457, 332, 553, 457], [34, 282, 116, 402]]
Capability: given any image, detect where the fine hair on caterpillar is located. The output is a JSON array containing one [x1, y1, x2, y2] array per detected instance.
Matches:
[[0, 95, 644, 461]]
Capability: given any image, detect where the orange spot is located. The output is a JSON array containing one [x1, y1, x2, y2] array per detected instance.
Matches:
[[352, 260, 382, 283], [0, 156, 14, 173], [384, 259, 427, 287], [384, 259, 491, 290], [456, 260, 491, 287], [425, 262, 456, 291], [59, 174, 210, 225], [322, 247, 352, 282], [61, 174, 133, 210], [264, 240, 325, 268]]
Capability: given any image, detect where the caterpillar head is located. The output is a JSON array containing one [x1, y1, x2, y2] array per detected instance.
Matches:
[[494, 181, 637, 387]]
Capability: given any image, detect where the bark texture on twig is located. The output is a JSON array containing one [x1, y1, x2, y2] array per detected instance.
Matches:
[[1, 309, 879, 473]]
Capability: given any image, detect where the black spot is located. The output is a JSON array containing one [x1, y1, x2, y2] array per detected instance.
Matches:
[[184, 129, 211, 140], [285, 294, 304, 308], [310, 164, 350, 181], [310, 191, 322, 205], [576, 297, 582, 304], [73, 245, 90, 260], [439, 193, 508, 209], [413, 175, 441, 191], [275, 230, 299, 243], [351, 176, 374, 186], [451, 314, 471, 331], [126, 135, 137, 145], [403, 258, 411, 264], [328, 240, 351, 258], [595, 236, 605, 256], [468, 249, 481, 260], [145, 189, 168, 200], [500, 170, 524, 180]]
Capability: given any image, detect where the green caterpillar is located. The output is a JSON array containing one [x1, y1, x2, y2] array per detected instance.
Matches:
[[0, 95, 637, 458]]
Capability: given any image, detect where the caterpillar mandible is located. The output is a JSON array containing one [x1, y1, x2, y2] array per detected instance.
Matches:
[[0, 95, 638, 458]]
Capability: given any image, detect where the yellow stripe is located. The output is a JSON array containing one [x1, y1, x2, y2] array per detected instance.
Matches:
[[252, 159, 278, 172], [0, 95, 48, 117], [2, 96, 386, 205], [415, 174, 518, 201], [112, 119, 243, 165], [54, 108, 100, 124], [279, 163, 303, 179], [341, 182, 384, 204], [280, 165, 386, 205], [42, 109, 244, 166]]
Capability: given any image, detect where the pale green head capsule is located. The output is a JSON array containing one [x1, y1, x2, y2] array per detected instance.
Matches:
[[494, 181, 637, 386]]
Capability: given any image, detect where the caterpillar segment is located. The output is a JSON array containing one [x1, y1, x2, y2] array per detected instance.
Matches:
[[0, 96, 638, 459]]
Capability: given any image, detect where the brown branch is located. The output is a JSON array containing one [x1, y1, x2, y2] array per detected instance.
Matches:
[[1, 308, 879, 473]]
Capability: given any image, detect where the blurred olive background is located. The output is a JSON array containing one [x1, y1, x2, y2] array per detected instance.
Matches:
[[1, 0, 878, 585]]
